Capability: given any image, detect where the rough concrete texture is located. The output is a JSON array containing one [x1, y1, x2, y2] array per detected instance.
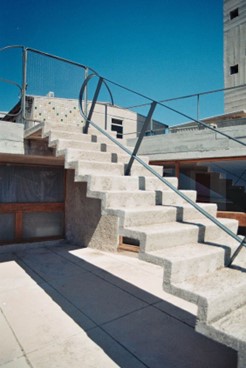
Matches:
[[0, 121, 24, 154], [35, 122, 245, 367], [127, 124, 246, 161], [65, 170, 119, 251], [0, 244, 238, 368], [224, 0, 246, 112]]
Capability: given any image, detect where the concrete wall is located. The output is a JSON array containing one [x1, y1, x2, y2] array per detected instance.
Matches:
[[24, 96, 165, 139], [127, 124, 246, 161], [0, 121, 24, 154], [65, 170, 119, 251], [224, 0, 246, 112]]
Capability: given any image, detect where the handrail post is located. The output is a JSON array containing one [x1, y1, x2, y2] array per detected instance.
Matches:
[[84, 67, 89, 119], [83, 76, 103, 134], [197, 94, 200, 124], [227, 236, 246, 266], [21, 47, 27, 127], [125, 101, 157, 175]]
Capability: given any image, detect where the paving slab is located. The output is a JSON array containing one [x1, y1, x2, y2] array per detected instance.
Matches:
[[27, 332, 120, 368], [102, 305, 237, 368], [0, 311, 23, 365], [1, 357, 31, 368], [0, 243, 238, 368], [0, 283, 89, 354], [0, 261, 40, 294]]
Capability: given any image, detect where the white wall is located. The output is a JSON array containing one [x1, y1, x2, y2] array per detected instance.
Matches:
[[0, 121, 24, 154], [224, 0, 246, 112]]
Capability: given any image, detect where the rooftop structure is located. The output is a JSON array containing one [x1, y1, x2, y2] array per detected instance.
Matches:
[[224, 0, 246, 112], [0, 1, 246, 365]]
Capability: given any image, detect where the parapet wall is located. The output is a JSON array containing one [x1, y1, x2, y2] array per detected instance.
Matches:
[[127, 124, 246, 161], [0, 121, 24, 154]]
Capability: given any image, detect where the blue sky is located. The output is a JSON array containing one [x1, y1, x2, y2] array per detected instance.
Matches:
[[1, 0, 224, 124]]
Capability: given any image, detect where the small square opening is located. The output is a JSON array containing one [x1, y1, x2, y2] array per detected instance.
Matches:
[[111, 118, 123, 139], [230, 64, 239, 75], [230, 8, 239, 20]]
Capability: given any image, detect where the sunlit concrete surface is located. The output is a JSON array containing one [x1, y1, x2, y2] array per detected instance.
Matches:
[[0, 243, 237, 368]]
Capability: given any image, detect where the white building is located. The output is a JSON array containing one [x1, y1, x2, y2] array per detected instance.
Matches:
[[224, 0, 246, 112]]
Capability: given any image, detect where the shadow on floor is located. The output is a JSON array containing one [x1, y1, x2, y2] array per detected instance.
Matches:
[[1, 244, 237, 368]]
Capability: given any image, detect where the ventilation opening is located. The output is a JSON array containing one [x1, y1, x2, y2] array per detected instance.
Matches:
[[111, 118, 123, 139], [230, 8, 239, 20], [230, 64, 239, 75], [118, 236, 140, 253], [122, 237, 140, 246]]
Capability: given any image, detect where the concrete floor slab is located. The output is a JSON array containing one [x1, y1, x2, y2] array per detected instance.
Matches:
[[103, 305, 237, 368], [0, 311, 23, 365], [0, 283, 87, 353], [0, 261, 39, 294], [67, 247, 198, 313], [27, 332, 120, 368], [17, 248, 89, 282], [45, 271, 148, 325], [1, 357, 31, 368], [0, 243, 238, 368]]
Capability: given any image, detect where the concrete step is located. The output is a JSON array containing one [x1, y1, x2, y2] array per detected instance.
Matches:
[[75, 160, 124, 176], [139, 176, 178, 190], [171, 268, 246, 324], [50, 138, 102, 152], [42, 122, 82, 134], [47, 130, 94, 143], [117, 154, 150, 165], [120, 217, 238, 253], [85, 175, 139, 191], [107, 206, 177, 228], [121, 222, 201, 252], [185, 217, 238, 244], [91, 132, 128, 146], [129, 163, 163, 177], [157, 189, 197, 205], [200, 304, 246, 360], [102, 190, 156, 208], [174, 203, 218, 222], [101, 142, 132, 155], [86, 125, 118, 139], [141, 242, 226, 282], [61, 148, 117, 165]]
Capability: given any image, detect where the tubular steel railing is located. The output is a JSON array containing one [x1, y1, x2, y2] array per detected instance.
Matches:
[[78, 60, 246, 266], [1, 45, 246, 264], [0, 45, 95, 125], [78, 96, 246, 267]]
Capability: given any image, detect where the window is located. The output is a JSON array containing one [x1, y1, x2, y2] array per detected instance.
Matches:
[[0, 165, 65, 244], [230, 8, 239, 20], [230, 64, 239, 75], [111, 118, 123, 139]]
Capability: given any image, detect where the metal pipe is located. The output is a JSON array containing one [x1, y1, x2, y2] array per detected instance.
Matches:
[[83, 77, 103, 134], [80, 115, 245, 265], [21, 47, 27, 126], [125, 101, 157, 175]]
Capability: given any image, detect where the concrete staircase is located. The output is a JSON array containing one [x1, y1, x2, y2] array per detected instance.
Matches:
[[34, 121, 245, 367]]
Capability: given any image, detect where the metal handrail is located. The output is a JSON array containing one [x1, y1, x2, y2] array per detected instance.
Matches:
[[0, 45, 98, 125], [1, 45, 246, 263], [1, 45, 246, 146], [78, 69, 246, 265], [0, 78, 22, 117], [101, 75, 246, 148], [125, 83, 246, 110], [78, 104, 246, 266]]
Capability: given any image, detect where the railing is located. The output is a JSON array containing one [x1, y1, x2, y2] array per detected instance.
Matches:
[[0, 45, 96, 125], [78, 61, 246, 265], [0, 77, 22, 118], [1, 45, 246, 264]]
